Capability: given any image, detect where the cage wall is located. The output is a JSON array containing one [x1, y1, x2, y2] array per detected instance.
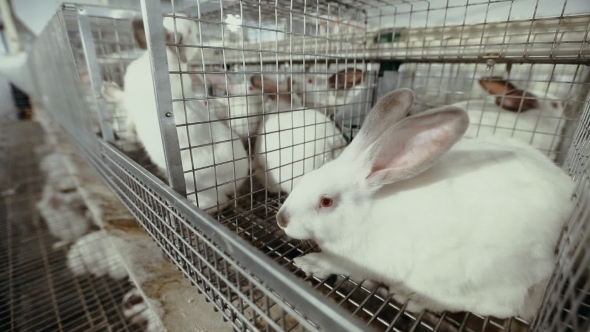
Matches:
[[27, 0, 590, 331]]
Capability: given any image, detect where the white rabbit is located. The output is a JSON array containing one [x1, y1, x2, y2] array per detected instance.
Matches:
[[37, 183, 92, 249], [39, 152, 81, 195], [124, 14, 200, 137], [67, 230, 129, 280], [277, 88, 575, 321], [254, 76, 347, 194], [454, 77, 566, 161], [293, 67, 365, 117], [101, 81, 140, 150], [124, 17, 248, 213], [250, 74, 303, 114], [205, 73, 264, 140], [122, 288, 163, 332]]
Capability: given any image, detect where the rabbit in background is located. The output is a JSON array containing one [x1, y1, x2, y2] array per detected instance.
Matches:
[[454, 76, 567, 161], [278, 88, 575, 321], [37, 152, 93, 249], [251, 74, 304, 114], [253, 74, 347, 194], [100, 81, 141, 151], [123, 15, 249, 213], [66, 230, 129, 280], [204, 73, 264, 142], [293, 67, 366, 117], [124, 14, 201, 137], [37, 182, 92, 250], [122, 288, 163, 332]]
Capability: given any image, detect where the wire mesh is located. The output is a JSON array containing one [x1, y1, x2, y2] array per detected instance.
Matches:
[[27, 1, 590, 332], [0, 120, 147, 332]]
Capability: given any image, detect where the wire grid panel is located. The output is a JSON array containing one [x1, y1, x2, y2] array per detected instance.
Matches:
[[152, 1, 590, 331], [29, 1, 590, 332], [339, 0, 590, 63], [98, 0, 590, 331], [92, 140, 369, 332], [64, 7, 146, 155], [29, 9, 98, 153], [155, 3, 378, 216], [0, 120, 144, 332], [532, 92, 590, 332], [395, 62, 590, 164]]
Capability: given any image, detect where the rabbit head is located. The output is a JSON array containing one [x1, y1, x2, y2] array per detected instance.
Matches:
[[478, 76, 564, 114], [132, 13, 199, 63], [252, 74, 303, 112], [328, 68, 364, 90], [276, 88, 469, 241], [162, 14, 200, 62]]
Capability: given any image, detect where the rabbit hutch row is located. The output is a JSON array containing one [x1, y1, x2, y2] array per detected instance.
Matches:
[[26, 0, 590, 331]]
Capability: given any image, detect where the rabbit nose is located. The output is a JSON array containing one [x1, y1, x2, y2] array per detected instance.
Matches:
[[277, 210, 289, 228]]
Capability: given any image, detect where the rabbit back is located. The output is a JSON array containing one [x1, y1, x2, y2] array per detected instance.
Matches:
[[179, 103, 249, 212], [355, 137, 575, 319], [458, 98, 564, 159], [256, 108, 346, 193]]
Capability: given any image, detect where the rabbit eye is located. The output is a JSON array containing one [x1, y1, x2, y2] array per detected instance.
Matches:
[[308, 78, 313, 84], [319, 196, 333, 208]]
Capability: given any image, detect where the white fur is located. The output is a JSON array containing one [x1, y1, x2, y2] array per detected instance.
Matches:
[[37, 152, 92, 249], [455, 89, 566, 161], [123, 16, 248, 213], [37, 183, 91, 249], [261, 89, 304, 114], [255, 105, 347, 194], [279, 89, 575, 321], [101, 81, 139, 150], [207, 75, 264, 139], [122, 288, 163, 332], [66, 230, 129, 280], [293, 70, 365, 116]]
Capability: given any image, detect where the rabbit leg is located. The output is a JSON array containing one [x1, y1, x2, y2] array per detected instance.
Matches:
[[293, 252, 351, 279]]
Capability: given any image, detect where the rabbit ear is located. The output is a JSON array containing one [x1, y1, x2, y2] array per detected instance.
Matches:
[[343, 88, 414, 160], [359, 106, 468, 189], [251, 74, 282, 100], [329, 68, 364, 89], [495, 90, 539, 112], [479, 77, 518, 95], [132, 19, 147, 49]]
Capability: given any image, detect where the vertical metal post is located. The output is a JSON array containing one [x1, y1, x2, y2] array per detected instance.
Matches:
[[139, 0, 187, 195], [76, 7, 116, 144], [0, 0, 21, 53]]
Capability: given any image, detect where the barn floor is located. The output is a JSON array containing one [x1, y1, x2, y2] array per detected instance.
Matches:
[[0, 120, 145, 332]]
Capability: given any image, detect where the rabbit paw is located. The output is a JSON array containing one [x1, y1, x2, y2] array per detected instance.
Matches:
[[293, 253, 334, 279]]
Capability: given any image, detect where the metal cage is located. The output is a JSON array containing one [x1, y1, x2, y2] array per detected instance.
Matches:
[[27, 0, 590, 331]]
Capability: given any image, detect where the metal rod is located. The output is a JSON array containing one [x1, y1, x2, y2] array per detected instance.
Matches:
[[139, 0, 187, 195], [76, 7, 116, 144]]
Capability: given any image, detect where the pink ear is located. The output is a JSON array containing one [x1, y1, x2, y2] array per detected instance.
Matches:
[[342, 88, 414, 161], [251, 74, 279, 96], [363, 106, 469, 188], [479, 77, 518, 95]]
